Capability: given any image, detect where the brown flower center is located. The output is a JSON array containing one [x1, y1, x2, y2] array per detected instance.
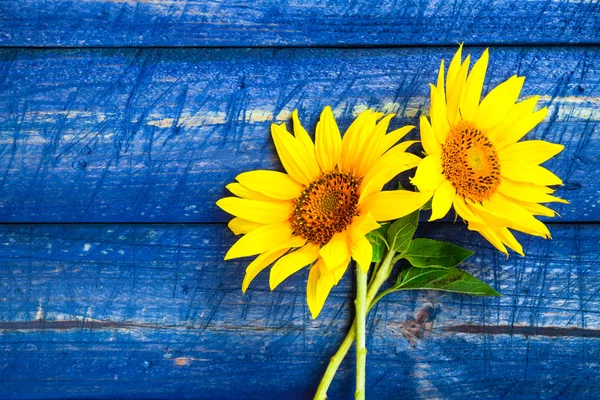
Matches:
[[292, 171, 361, 246], [441, 121, 501, 202]]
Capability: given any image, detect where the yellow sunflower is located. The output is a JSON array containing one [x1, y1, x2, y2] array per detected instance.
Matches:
[[411, 45, 568, 256], [217, 107, 431, 318]]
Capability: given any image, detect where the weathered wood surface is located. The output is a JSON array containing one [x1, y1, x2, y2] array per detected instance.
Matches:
[[0, 223, 598, 399], [0, 47, 596, 223], [1, 0, 599, 47]]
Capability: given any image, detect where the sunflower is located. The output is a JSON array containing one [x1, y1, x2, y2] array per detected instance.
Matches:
[[217, 107, 431, 318], [411, 45, 568, 256]]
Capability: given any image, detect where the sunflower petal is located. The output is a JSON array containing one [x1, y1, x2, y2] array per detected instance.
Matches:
[[307, 259, 335, 319], [270, 243, 320, 290], [475, 75, 525, 131], [236, 170, 303, 200], [469, 223, 508, 255], [410, 155, 445, 192], [460, 48, 489, 122], [350, 234, 373, 273], [341, 109, 383, 173], [380, 125, 415, 155], [501, 162, 563, 186], [292, 110, 315, 155], [497, 179, 568, 204], [430, 81, 450, 144], [272, 123, 320, 185], [315, 106, 342, 172], [447, 54, 471, 125], [429, 180, 456, 221], [360, 153, 421, 202], [226, 183, 273, 201], [487, 96, 539, 144], [499, 140, 564, 165], [228, 218, 263, 235], [494, 107, 548, 150], [225, 222, 299, 260], [420, 116, 441, 156], [319, 231, 351, 271], [353, 114, 394, 178], [495, 227, 524, 256], [453, 195, 483, 224], [360, 190, 432, 222], [483, 193, 551, 238], [216, 197, 293, 224], [242, 247, 289, 293]]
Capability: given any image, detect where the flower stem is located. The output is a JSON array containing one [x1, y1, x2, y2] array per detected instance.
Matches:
[[355, 266, 367, 399], [313, 250, 396, 399]]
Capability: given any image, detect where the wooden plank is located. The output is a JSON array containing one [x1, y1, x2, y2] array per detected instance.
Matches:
[[0, 223, 598, 399], [0, 47, 596, 223], [1, 0, 599, 47]]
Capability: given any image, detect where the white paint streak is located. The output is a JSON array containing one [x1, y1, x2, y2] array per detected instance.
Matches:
[[83, 243, 91, 252]]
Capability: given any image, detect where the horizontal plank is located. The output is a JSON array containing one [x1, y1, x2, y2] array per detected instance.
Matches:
[[1, 0, 599, 47], [0, 47, 596, 223], [0, 223, 599, 399]]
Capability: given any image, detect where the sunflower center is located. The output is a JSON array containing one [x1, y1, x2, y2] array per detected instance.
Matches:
[[292, 171, 361, 246], [441, 121, 501, 202]]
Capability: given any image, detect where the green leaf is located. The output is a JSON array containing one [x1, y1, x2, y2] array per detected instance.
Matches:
[[404, 238, 474, 269], [366, 225, 389, 263], [393, 266, 501, 296], [386, 210, 419, 254]]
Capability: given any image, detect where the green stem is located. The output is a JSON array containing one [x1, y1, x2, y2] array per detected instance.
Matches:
[[355, 266, 367, 399], [313, 250, 396, 399]]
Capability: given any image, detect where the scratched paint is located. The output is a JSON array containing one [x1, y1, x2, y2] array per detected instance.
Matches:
[[0, 47, 596, 223], [0, 223, 598, 398], [0, 0, 598, 46]]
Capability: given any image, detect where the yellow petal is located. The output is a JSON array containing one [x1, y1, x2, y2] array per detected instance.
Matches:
[[341, 109, 383, 173], [319, 231, 351, 271], [307, 259, 335, 319], [350, 212, 381, 237], [216, 197, 293, 224], [271, 123, 321, 185], [350, 234, 372, 273], [419, 116, 441, 156], [497, 179, 568, 204], [228, 218, 263, 235], [501, 162, 563, 186], [494, 107, 548, 150], [483, 193, 551, 238], [225, 222, 298, 260], [446, 44, 463, 93], [380, 125, 415, 155], [430, 82, 450, 144], [226, 183, 273, 201], [468, 223, 508, 255], [487, 96, 539, 144], [475, 75, 525, 131], [270, 243, 320, 290], [292, 109, 316, 155], [429, 180, 456, 221], [515, 200, 559, 217], [360, 190, 432, 222], [410, 155, 445, 192], [236, 170, 303, 200], [499, 140, 564, 165], [453, 195, 483, 224], [353, 114, 394, 178], [467, 200, 512, 228], [359, 153, 421, 202], [495, 227, 524, 256], [315, 106, 342, 172], [460, 48, 489, 122], [242, 247, 289, 293], [447, 54, 471, 126]]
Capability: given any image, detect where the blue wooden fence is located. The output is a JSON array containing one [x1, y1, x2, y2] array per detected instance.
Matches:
[[0, 1, 599, 399]]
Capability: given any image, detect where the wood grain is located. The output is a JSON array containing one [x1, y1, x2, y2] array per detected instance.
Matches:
[[0, 47, 595, 223], [0, 223, 598, 399], [0, 0, 599, 47]]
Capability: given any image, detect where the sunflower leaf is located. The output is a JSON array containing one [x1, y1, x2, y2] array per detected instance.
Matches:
[[392, 266, 500, 296], [366, 225, 389, 263], [387, 210, 419, 254], [403, 238, 474, 269]]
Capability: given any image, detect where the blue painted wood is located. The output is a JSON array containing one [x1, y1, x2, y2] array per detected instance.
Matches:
[[0, 0, 599, 47], [0, 223, 598, 399], [0, 47, 595, 223]]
